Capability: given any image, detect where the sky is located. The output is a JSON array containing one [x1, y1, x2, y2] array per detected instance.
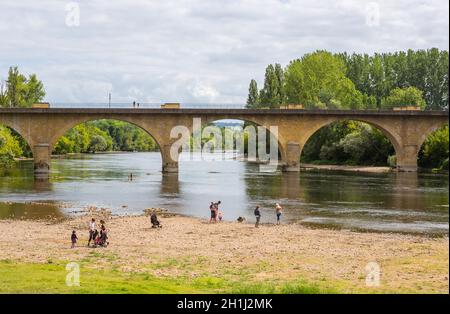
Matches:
[[0, 0, 448, 104]]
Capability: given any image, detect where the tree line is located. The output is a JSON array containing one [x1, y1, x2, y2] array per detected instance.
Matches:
[[53, 120, 159, 155], [246, 49, 448, 170]]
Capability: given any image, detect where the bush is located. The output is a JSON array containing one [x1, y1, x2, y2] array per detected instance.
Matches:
[[387, 155, 397, 168]]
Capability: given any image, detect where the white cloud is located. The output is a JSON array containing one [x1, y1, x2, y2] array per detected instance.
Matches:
[[0, 0, 448, 104]]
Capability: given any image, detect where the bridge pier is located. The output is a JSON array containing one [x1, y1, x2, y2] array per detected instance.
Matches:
[[33, 144, 51, 176], [396, 144, 419, 172], [161, 144, 179, 173], [281, 142, 301, 172]]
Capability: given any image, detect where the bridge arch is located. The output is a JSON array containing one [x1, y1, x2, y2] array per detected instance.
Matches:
[[0, 122, 34, 156], [199, 116, 287, 165], [0, 122, 34, 164], [416, 121, 449, 154], [417, 122, 449, 169], [49, 117, 166, 171], [49, 117, 163, 153], [298, 117, 402, 168]]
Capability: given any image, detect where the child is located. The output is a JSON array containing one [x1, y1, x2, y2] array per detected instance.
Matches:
[[218, 211, 223, 222], [71, 230, 78, 248]]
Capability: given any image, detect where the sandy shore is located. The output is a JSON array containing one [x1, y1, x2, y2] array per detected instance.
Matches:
[[0, 213, 448, 293], [300, 163, 392, 173]]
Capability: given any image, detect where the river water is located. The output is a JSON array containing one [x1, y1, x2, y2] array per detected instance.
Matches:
[[0, 152, 448, 235]]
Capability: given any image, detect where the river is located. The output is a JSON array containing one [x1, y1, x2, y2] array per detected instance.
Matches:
[[0, 152, 448, 235]]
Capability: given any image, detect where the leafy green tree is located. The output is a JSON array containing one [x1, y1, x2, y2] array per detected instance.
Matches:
[[246, 79, 259, 108], [0, 126, 23, 167], [418, 125, 449, 170], [340, 48, 449, 110], [285, 51, 364, 109], [24, 74, 46, 106], [381, 87, 426, 109], [88, 135, 108, 153], [274, 63, 285, 104], [260, 64, 284, 108], [6, 67, 27, 107], [0, 66, 46, 108], [54, 137, 75, 155]]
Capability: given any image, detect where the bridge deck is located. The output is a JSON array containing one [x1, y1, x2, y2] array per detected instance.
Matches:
[[0, 108, 448, 116]]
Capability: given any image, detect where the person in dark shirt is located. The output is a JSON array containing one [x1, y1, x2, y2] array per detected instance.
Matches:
[[209, 202, 216, 223], [71, 230, 78, 248], [254, 205, 261, 228], [151, 212, 162, 228]]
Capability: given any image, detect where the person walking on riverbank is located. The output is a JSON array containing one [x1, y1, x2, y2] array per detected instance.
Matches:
[[275, 203, 282, 225], [254, 205, 261, 228], [88, 218, 96, 246], [71, 230, 78, 248]]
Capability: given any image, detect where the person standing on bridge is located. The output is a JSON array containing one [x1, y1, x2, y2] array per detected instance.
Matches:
[[133, 101, 136, 108]]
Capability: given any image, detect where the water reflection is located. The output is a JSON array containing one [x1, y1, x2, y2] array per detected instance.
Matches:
[[161, 173, 180, 195], [33, 177, 53, 192]]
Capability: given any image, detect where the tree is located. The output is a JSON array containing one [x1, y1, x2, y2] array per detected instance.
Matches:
[[0, 126, 23, 167], [0, 81, 8, 107], [259, 64, 284, 108], [418, 125, 449, 169], [0, 66, 46, 108], [246, 79, 259, 108], [6, 67, 27, 107], [88, 135, 108, 153], [284, 51, 364, 109], [340, 49, 449, 110], [274, 63, 285, 105], [24, 74, 45, 105], [381, 87, 426, 109]]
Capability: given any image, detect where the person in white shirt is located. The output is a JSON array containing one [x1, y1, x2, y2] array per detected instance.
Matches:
[[88, 218, 96, 246]]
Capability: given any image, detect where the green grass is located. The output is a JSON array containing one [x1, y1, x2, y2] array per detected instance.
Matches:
[[0, 260, 337, 294]]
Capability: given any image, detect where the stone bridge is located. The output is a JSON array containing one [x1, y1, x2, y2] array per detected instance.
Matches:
[[0, 108, 448, 174]]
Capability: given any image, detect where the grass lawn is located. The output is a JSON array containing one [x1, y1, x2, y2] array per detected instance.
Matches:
[[0, 260, 336, 294]]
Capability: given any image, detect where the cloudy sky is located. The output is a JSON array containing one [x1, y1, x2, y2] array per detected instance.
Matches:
[[0, 0, 448, 104]]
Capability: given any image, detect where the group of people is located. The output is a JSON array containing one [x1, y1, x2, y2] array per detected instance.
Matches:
[[70, 218, 109, 249], [87, 218, 109, 247], [71, 202, 283, 247], [208, 201, 283, 227], [209, 201, 223, 223], [132, 101, 140, 108], [254, 203, 283, 228]]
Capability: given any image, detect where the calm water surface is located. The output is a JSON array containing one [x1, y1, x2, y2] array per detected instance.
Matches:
[[0, 152, 448, 235]]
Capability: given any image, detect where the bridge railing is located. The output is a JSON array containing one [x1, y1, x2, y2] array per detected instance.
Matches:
[[51, 103, 247, 109]]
